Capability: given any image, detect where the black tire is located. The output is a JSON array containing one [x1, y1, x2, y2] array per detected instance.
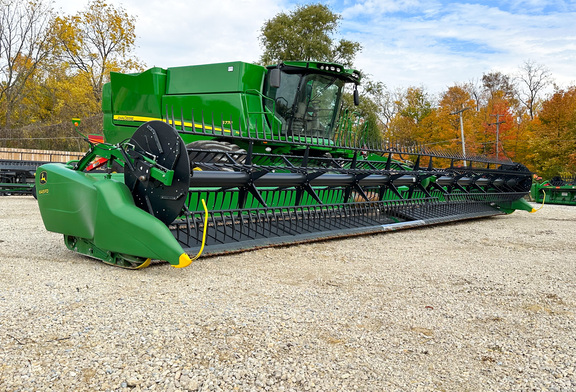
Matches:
[[186, 140, 246, 171]]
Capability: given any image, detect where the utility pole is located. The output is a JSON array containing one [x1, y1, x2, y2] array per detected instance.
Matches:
[[450, 107, 471, 167], [489, 114, 506, 159]]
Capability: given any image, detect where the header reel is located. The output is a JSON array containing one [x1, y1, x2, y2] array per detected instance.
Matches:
[[124, 121, 190, 225]]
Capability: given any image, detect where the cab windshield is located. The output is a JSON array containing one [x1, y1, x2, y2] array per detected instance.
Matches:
[[265, 71, 345, 139]]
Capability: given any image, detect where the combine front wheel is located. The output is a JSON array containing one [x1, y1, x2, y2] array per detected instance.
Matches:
[[187, 140, 246, 171]]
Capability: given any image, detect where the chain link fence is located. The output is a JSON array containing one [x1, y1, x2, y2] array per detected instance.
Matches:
[[0, 115, 102, 152]]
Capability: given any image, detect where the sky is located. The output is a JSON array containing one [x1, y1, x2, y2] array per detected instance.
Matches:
[[53, 0, 576, 95]]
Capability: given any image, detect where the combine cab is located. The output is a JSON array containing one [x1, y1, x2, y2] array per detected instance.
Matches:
[[35, 61, 535, 269]]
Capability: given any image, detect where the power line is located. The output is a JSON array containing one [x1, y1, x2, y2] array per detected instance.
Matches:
[[488, 114, 506, 159]]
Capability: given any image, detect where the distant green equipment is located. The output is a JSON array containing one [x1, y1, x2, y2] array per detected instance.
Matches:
[[530, 176, 576, 205], [0, 160, 40, 195]]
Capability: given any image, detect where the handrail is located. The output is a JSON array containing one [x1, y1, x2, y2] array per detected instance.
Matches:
[[165, 105, 516, 167]]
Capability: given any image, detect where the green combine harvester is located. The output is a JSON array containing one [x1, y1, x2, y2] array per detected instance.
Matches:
[[35, 61, 535, 269], [530, 176, 576, 205]]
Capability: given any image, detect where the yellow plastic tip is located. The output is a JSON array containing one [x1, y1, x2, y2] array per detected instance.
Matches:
[[530, 208, 538, 213], [172, 253, 192, 268], [134, 258, 151, 270]]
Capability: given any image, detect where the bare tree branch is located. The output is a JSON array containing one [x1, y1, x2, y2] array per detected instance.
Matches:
[[515, 60, 553, 120], [0, 0, 56, 128]]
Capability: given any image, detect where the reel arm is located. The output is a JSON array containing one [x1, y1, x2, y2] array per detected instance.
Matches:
[[73, 142, 176, 187]]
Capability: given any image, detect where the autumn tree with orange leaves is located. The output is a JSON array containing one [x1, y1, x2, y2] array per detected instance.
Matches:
[[0, 0, 142, 149], [525, 87, 576, 178], [0, 0, 58, 129], [436, 85, 477, 156]]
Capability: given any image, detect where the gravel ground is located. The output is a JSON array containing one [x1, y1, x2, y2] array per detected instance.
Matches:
[[0, 196, 575, 391]]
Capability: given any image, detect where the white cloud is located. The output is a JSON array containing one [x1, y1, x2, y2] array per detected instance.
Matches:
[[339, 1, 576, 92], [53, 0, 286, 67], [51, 0, 576, 93], [132, 0, 287, 67], [508, 0, 576, 13], [342, 0, 428, 16]]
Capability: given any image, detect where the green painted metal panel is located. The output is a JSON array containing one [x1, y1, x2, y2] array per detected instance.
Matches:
[[166, 62, 265, 95], [110, 67, 167, 118], [103, 62, 269, 143], [91, 180, 187, 264], [35, 163, 189, 265], [531, 180, 576, 205], [496, 197, 536, 214], [103, 68, 167, 144], [162, 94, 246, 136], [36, 163, 100, 238]]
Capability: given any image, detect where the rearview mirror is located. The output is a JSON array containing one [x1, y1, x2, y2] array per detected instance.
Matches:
[[269, 68, 281, 88]]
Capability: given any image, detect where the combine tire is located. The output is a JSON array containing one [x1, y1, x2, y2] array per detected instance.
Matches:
[[187, 140, 246, 171]]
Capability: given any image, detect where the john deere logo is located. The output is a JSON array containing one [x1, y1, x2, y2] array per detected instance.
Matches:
[[39, 171, 47, 185]]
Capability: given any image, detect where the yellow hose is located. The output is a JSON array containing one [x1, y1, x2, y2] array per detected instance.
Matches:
[[532, 190, 546, 212], [189, 199, 209, 261]]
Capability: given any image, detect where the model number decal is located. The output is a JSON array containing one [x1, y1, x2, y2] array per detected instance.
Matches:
[[116, 115, 135, 121]]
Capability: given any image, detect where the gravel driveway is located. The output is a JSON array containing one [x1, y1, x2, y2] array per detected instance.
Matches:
[[1, 196, 575, 391]]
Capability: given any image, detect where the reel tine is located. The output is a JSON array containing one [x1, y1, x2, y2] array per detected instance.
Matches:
[[181, 109, 185, 132]]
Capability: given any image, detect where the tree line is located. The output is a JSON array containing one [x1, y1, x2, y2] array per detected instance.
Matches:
[[0, 0, 141, 150], [1, 1, 574, 178], [359, 66, 575, 179]]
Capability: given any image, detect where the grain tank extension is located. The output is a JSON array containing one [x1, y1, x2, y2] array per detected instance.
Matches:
[[35, 61, 535, 268]]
